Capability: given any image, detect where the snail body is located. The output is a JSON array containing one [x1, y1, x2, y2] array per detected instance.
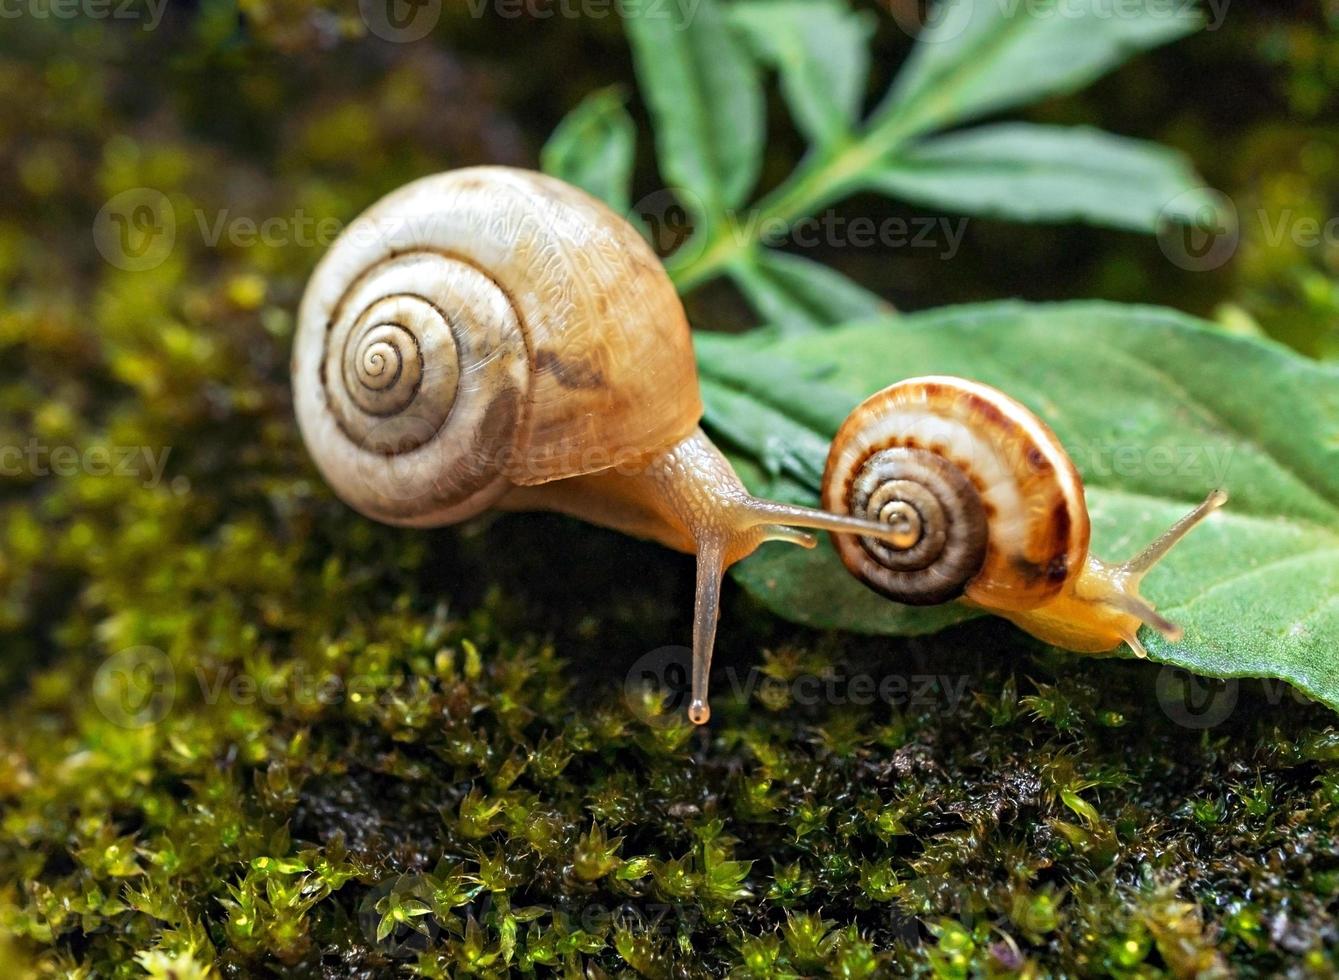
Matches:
[[822, 377, 1226, 655], [294, 166, 920, 724]]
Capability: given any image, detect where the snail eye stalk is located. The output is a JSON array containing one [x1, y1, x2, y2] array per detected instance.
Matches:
[[1105, 488, 1229, 653]]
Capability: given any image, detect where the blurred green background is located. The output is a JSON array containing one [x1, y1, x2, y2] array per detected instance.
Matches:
[[2, 0, 1337, 351]]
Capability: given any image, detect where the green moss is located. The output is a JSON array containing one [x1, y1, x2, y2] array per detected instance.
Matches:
[[1, 5, 1338, 977]]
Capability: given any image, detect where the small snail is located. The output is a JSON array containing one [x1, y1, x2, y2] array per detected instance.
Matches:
[[293, 166, 920, 724], [822, 376, 1226, 655]]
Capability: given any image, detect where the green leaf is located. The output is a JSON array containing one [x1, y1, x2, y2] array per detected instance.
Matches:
[[727, 0, 874, 148], [541, 88, 637, 213], [697, 301, 1339, 712], [867, 124, 1215, 233], [876, 0, 1202, 140], [622, 0, 765, 215], [729, 250, 891, 334]]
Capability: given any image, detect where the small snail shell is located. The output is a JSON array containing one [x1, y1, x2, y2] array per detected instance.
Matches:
[[823, 377, 1226, 656], [294, 167, 914, 724]]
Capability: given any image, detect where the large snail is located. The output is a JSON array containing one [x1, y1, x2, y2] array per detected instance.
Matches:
[[293, 166, 922, 725], [822, 377, 1226, 656]]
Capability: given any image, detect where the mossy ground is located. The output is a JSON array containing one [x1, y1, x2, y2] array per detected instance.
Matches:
[[2, 4, 1338, 977]]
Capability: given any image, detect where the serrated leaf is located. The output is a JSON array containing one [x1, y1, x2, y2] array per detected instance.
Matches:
[[727, 0, 874, 148], [696, 301, 1339, 713], [729, 250, 891, 334], [541, 88, 637, 213], [868, 123, 1216, 233], [622, 0, 764, 215], [875, 0, 1201, 141]]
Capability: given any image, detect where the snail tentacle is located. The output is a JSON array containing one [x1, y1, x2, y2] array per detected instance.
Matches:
[[1121, 488, 1228, 577], [736, 494, 976, 546], [689, 536, 727, 727], [1069, 487, 1229, 651]]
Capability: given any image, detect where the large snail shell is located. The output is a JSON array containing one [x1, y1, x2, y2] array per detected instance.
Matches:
[[822, 377, 1090, 611], [293, 167, 702, 527]]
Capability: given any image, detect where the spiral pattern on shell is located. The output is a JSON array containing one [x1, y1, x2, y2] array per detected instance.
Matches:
[[842, 446, 989, 604], [292, 167, 703, 529], [330, 292, 455, 448], [310, 247, 530, 526], [822, 376, 1091, 612]]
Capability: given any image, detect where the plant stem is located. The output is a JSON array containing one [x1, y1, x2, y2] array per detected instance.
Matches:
[[666, 115, 917, 292]]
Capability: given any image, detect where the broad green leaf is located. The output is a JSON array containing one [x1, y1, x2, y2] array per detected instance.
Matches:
[[729, 250, 891, 334], [696, 301, 1339, 712], [622, 0, 765, 215], [875, 0, 1201, 141], [541, 88, 637, 213], [727, 0, 874, 148], [868, 124, 1215, 233]]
